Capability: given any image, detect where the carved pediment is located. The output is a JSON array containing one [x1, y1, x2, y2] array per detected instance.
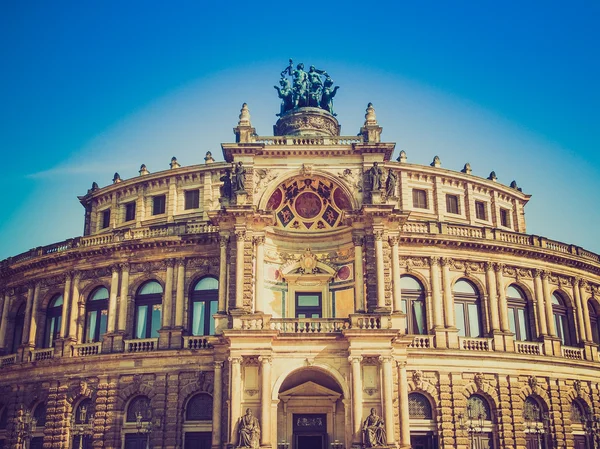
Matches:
[[279, 381, 341, 401]]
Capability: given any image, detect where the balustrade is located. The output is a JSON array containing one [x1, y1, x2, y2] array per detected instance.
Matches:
[[562, 346, 584, 360], [409, 335, 435, 349], [123, 338, 158, 353], [269, 318, 349, 333], [71, 342, 102, 357], [0, 353, 17, 367], [30, 348, 54, 361], [183, 336, 215, 349], [515, 341, 543, 356], [459, 337, 494, 351]]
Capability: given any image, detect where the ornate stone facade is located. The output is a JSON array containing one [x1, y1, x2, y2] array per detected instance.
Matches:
[[0, 98, 599, 449]]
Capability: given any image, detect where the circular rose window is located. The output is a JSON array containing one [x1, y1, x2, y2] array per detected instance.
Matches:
[[294, 192, 322, 219]]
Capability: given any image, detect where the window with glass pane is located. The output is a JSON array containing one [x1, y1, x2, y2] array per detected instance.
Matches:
[[588, 300, 600, 345], [125, 202, 136, 222], [453, 279, 482, 338], [190, 277, 218, 336], [507, 285, 532, 341], [400, 276, 427, 335], [296, 293, 322, 318], [11, 304, 25, 354], [412, 189, 428, 209], [446, 194, 460, 214], [134, 281, 163, 339], [475, 201, 487, 220], [152, 195, 166, 215], [186, 394, 213, 421], [101, 209, 110, 229], [44, 295, 63, 348], [408, 393, 433, 419], [184, 190, 200, 210], [126, 396, 151, 422], [552, 292, 573, 346], [85, 287, 109, 343], [500, 208, 511, 228]]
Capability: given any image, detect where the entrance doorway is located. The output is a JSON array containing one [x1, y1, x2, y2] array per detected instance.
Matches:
[[293, 414, 326, 449], [184, 431, 212, 449], [124, 433, 148, 449], [411, 432, 437, 449], [296, 434, 325, 449]]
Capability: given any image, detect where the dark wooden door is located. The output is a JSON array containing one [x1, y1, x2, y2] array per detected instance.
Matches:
[[184, 432, 212, 449], [29, 437, 44, 449], [411, 434, 437, 449], [573, 434, 587, 449], [296, 434, 324, 449], [472, 433, 493, 449], [124, 433, 148, 449]]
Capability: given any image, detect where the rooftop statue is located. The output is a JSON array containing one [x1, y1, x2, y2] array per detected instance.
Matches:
[[277, 59, 339, 116]]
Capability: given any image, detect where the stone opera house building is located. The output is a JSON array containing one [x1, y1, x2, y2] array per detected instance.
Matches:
[[0, 66, 600, 449]]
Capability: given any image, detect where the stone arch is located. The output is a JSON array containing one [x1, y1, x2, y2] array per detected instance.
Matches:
[[79, 281, 111, 301], [280, 260, 337, 278], [452, 275, 486, 298], [186, 273, 220, 297], [39, 288, 64, 310], [565, 388, 592, 411], [116, 383, 157, 412], [66, 379, 96, 406], [271, 361, 349, 401], [505, 280, 535, 304], [257, 169, 359, 212], [401, 272, 431, 295], [22, 385, 48, 411], [551, 287, 575, 309], [179, 378, 214, 418], [128, 275, 166, 298], [461, 382, 499, 412], [518, 386, 551, 409], [407, 381, 441, 411], [9, 296, 26, 315]]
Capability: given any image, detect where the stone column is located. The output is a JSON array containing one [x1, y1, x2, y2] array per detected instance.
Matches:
[[22, 283, 35, 346], [495, 264, 510, 332], [235, 229, 246, 310], [175, 259, 185, 327], [254, 235, 265, 313], [60, 273, 72, 338], [68, 273, 81, 340], [397, 361, 410, 449], [485, 262, 500, 332], [0, 290, 10, 349], [581, 281, 593, 343], [353, 234, 365, 312], [218, 234, 229, 313], [430, 257, 443, 329], [374, 230, 387, 310], [229, 356, 243, 443], [212, 361, 223, 449], [441, 258, 455, 327], [533, 270, 548, 336], [572, 278, 586, 342], [30, 282, 42, 345], [349, 356, 363, 444], [118, 263, 130, 332], [542, 271, 556, 336], [259, 356, 272, 447], [107, 265, 119, 333], [389, 236, 402, 312], [380, 356, 395, 445], [162, 260, 174, 328]]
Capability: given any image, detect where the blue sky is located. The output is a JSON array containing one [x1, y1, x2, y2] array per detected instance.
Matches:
[[1, 1, 599, 259]]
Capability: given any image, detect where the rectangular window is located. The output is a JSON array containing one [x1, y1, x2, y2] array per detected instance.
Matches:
[[295, 293, 322, 318], [446, 194, 460, 214], [153, 195, 166, 215], [184, 189, 200, 210], [125, 202, 136, 222], [475, 201, 487, 220], [101, 209, 111, 229], [500, 208, 511, 228], [412, 189, 428, 209]]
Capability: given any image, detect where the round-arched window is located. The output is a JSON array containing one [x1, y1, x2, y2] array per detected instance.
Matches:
[[466, 394, 491, 421], [571, 400, 587, 425], [33, 402, 47, 427], [44, 295, 63, 348], [185, 393, 213, 421], [85, 287, 109, 343], [134, 282, 163, 339], [400, 276, 427, 335], [408, 392, 433, 420], [190, 278, 219, 336], [552, 292, 574, 346], [12, 304, 26, 354], [506, 285, 532, 341], [453, 280, 482, 338], [126, 396, 152, 423], [588, 299, 600, 345], [73, 398, 94, 425], [0, 404, 7, 430]]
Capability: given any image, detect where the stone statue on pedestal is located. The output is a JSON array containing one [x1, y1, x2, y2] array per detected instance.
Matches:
[[367, 162, 383, 192], [232, 162, 246, 194], [237, 408, 260, 448], [362, 408, 386, 447]]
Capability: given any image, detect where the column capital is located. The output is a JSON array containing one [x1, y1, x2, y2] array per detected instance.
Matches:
[[111, 264, 120, 274], [388, 236, 399, 246], [429, 256, 440, 267], [258, 355, 272, 365], [440, 257, 452, 267], [235, 229, 246, 241], [352, 235, 364, 246], [119, 262, 130, 272], [176, 258, 186, 268], [64, 271, 74, 282], [228, 356, 243, 365], [373, 230, 385, 241], [348, 355, 363, 364], [253, 235, 266, 245], [378, 355, 394, 364], [571, 277, 582, 288], [165, 259, 175, 268], [395, 360, 407, 369], [484, 261, 494, 272], [533, 268, 543, 279], [540, 270, 550, 280], [580, 279, 589, 290], [493, 262, 505, 273], [213, 361, 224, 370]]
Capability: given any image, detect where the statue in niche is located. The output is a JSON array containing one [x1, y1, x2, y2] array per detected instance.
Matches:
[[274, 77, 294, 116], [362, 408, 386, 447], [238, 408, 260, 448], [367, 162, 383, 192], [232, 162, 246, 194], [220, 169, 233, 201], [385, 169, 397, 198]]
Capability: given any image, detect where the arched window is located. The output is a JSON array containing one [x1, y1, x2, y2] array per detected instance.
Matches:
[[453, 280, 483, 338], [507, 285, 532, 341], [400, 276, 427, 335], [134, 282, 163, 339], [523, 397, 549, 449], [126, 396, 152, 423], [524, 397, 543, 422], [33, 402, 46, 428], [588, 300, 600, 345], [185, 393, 213, 421], [73, 398, 94, 424], [85, 287, 109, 343], [552, 292, 575, 346], [190, 278, 219, 336], [0, 404, 7, 430], [463, 395, 495, 449], [72, 399, 93, 449], [408, 393, 433, 419], [44, 295, 63, 348], [467, 394, 491, 421], [11, 304, 25, 354]]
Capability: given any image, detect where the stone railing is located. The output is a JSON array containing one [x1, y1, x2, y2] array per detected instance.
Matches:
[[30, 348, 54, 362], [270, 318, 350, 334], [447, 224, 483, 239], [409, 335, 435, 349], [123, 338, 158, 353], [71, 342, 102, 357], [183, 336, 216, 350], [252, 136, 363, 146], [515, 341, 544, 356], [562, 346, 585, 360], [459, 337, 494, 351], [186, 222, 219, 234], [79, 234, 115, 247], [0, 353, 17, 368], [351, 314, 392, 330]]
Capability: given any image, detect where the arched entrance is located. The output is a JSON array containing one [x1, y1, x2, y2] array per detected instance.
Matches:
[[277, 368, 346, 449]]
